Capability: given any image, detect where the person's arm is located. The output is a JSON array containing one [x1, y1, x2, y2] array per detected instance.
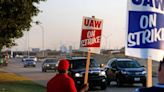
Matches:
[[79, 84, 89, 92]]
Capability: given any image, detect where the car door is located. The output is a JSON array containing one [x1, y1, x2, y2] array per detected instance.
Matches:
[[109, 61, 117, 80], [106, 60, 117, 81]]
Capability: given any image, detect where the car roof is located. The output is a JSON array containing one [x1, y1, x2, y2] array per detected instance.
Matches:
[[44, 58, 58, 61], [29, 56, 36, 58], [115, 58, 134, 61], [67, 57, 94, 60], [23, 56, 28, 58], [44, 58, 57, 60], [25, 58, 34, 61]]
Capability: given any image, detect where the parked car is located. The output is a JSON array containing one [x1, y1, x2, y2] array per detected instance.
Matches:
[[67, 57, 107, 90], [42, 58, 59, 72], [104, 58, 146, 86], [23, 58, 36, 67]]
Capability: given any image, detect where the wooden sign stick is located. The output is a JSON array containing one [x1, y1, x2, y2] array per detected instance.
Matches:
[[84, 49, 91, 84], [147, 58, 152, 87]]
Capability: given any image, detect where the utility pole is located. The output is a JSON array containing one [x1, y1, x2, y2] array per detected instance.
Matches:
[[33, 21, 45, 57]]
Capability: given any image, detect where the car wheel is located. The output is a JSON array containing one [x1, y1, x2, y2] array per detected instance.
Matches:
[[116, 78, 123, 87], [101, 84, 107, 90], [42, 69, 46, 72], [107, 80, 111, 86], [142, 81, 146, 87]]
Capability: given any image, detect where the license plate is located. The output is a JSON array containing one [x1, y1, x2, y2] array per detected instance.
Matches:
[[134, 78, 140, 81]]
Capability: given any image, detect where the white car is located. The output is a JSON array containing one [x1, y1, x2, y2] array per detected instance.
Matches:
[[24, 58, 36, 67], [22, 56, 28, 62], [29, 56, 37, 62]]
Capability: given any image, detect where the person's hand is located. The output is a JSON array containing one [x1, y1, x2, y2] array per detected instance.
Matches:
[[79, 83, 89, 92]]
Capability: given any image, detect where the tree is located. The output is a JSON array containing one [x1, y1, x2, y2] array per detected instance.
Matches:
[[0, 0, 46, 51]]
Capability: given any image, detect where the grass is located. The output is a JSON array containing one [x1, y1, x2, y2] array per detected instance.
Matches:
[[0, 71, 46, 92]]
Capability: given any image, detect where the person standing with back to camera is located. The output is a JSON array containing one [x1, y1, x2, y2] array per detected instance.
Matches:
[[47, 59, 88, 92], [134, 57, 164, 92]]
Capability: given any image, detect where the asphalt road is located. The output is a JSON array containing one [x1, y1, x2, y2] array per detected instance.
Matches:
[[2, 58, 158, 92]]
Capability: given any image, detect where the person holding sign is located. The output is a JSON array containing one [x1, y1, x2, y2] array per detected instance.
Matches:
[[47, 59, 88, 92], [134, 58, 164, 92]]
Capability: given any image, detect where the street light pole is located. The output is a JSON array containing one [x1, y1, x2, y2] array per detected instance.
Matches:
[[28, 31, 30, 56], [33, 21, 45, 57], [40, 24, 45, 57]]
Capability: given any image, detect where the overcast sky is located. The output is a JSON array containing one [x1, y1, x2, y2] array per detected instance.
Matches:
[[12, 0, 127, 51]]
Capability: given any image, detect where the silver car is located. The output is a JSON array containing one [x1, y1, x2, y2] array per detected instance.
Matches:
[[29, 56, 37, 62], [23, 58, 36, 67]]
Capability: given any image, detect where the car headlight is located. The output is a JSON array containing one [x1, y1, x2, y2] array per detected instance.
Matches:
[[75, 73, 83, 77], [33, 62, 36, 64], [46, 64, 50, 67], [142, 70, 146, 74], [121, 70, 128, 74], [99, 71, 106, 76]]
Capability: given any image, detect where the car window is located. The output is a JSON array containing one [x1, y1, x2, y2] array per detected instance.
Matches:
[[23, 56, 28, 58], [71, 59, 98, 69], [45, 59, 58, 63], [25, 60, 34, 62], [107, 58, 115, 67], [111, 61, 116, 68], [117, 60, 141, 68], [29, 56, 35, 58]]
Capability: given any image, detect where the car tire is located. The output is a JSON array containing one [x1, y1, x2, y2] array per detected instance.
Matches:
[[101, 84, 107, 90], [107, 80, 111, 86], [142, 81, 146, 87], [116, 78, 123, 87], [42, 69, 46, 72]]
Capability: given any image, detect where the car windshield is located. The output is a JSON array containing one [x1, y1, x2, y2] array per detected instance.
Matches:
[[29, 56, 35, 58], [23, 56, 28, 58], [25, 60, 34, 62], [71, 59, 98, 69], [45, 59, 58, 63], [117, 60, 141, 68]]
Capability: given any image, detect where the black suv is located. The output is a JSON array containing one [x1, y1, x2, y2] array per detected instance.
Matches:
[[67, 57, 107, 90], [105, 58, 146, 86]]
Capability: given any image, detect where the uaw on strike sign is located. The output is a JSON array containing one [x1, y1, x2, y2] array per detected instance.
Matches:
[[80, 16, 103, 53], [126, 0, 164, 61]]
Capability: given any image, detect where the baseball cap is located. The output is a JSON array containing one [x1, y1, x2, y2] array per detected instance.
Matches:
[[58, 59, 70, 70]]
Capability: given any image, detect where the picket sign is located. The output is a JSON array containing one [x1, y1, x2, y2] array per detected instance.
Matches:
[[126, 0, 164, 87], [80, 16, 103, 84]]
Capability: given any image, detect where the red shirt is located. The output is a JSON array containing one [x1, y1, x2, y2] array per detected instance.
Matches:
[[47, 73, 77, 92]]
